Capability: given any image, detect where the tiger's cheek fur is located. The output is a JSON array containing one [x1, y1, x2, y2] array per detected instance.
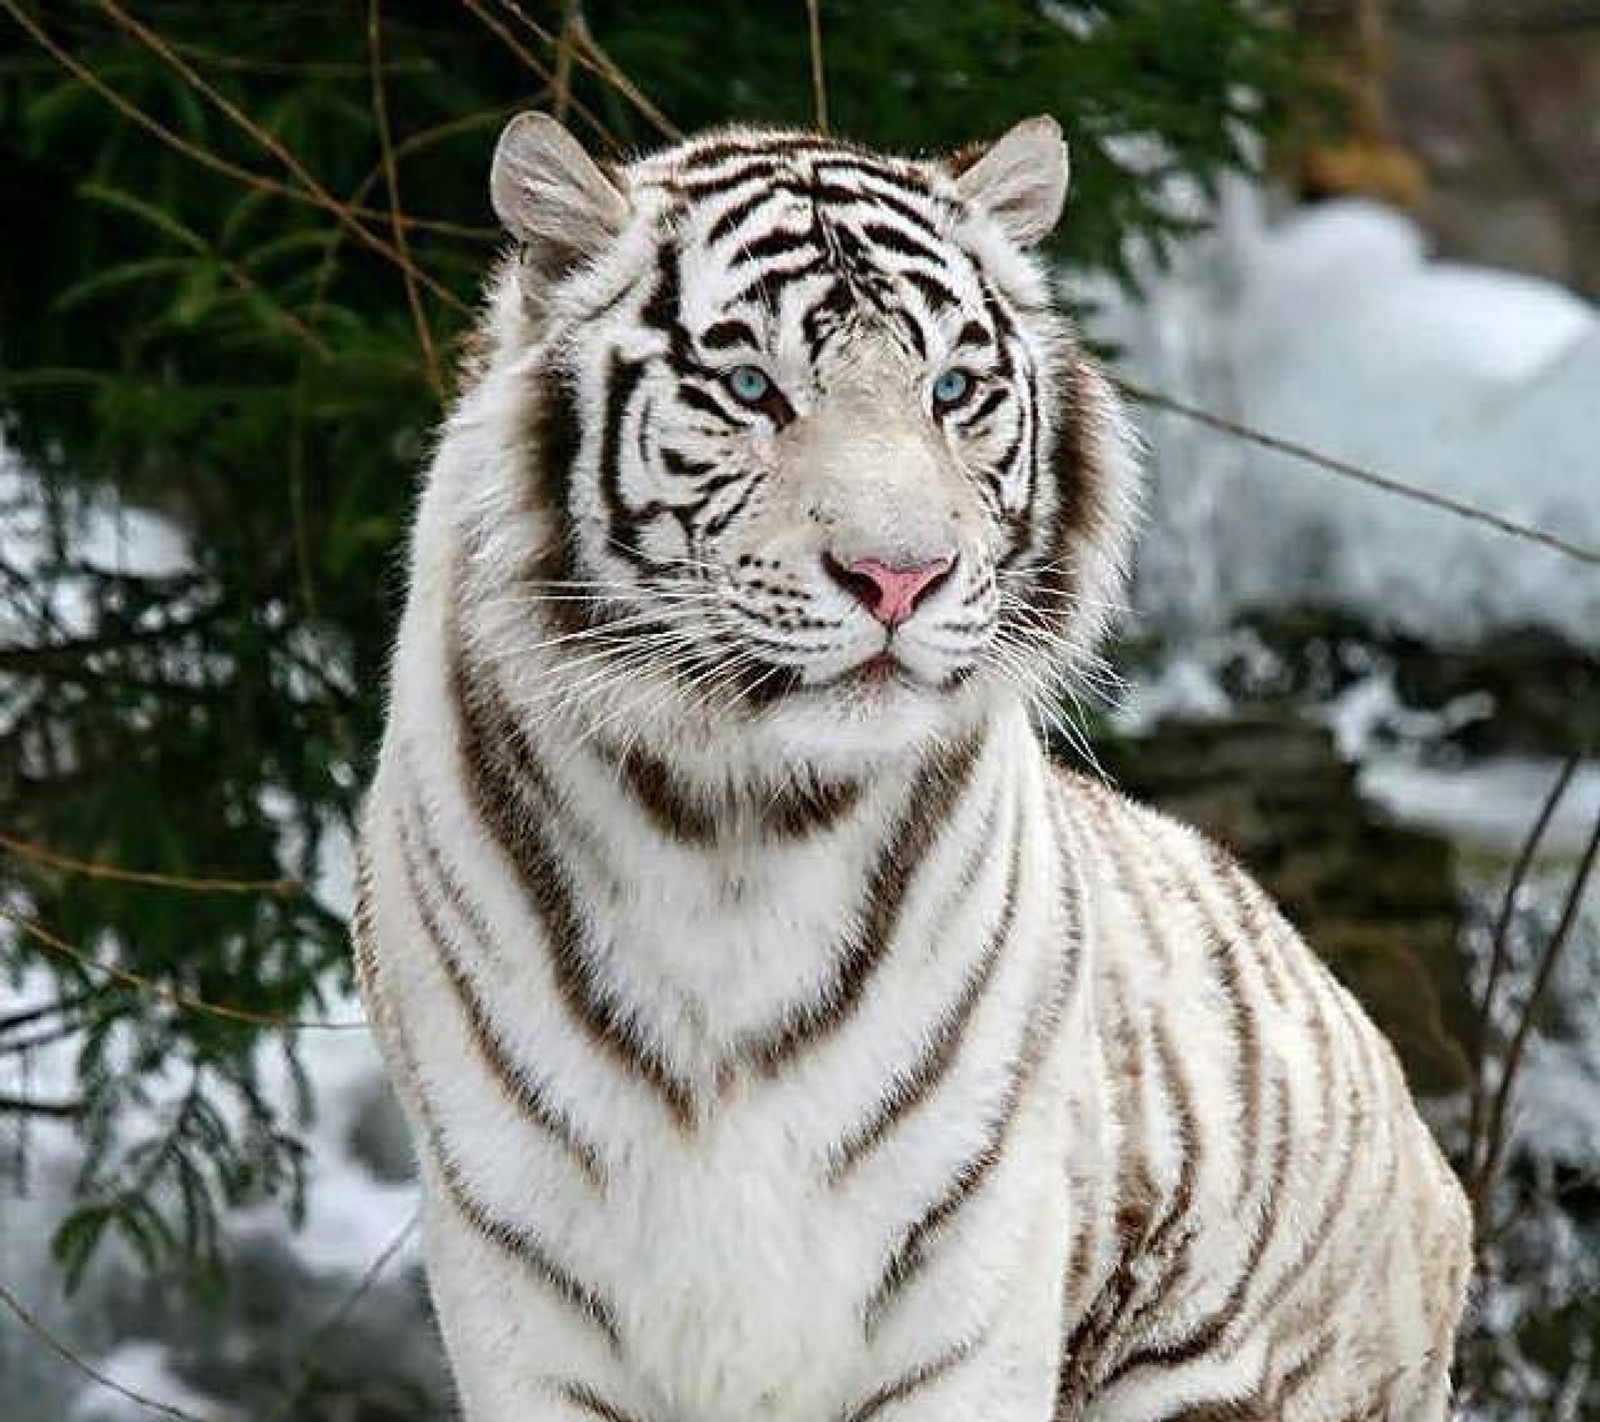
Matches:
[[358, 118, 1471, 1422]]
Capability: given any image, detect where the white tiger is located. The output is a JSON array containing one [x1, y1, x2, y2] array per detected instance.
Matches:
[[354, 112, 1472, 1422]]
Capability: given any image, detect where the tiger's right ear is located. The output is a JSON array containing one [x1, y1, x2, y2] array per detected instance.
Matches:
[[490, 112, 629, 280]]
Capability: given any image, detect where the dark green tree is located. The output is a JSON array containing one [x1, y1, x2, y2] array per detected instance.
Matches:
[[0, 0, 1309, 1284]]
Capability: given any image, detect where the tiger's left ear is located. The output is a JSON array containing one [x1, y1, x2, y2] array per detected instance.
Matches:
[[949, 115, 1069, 248]]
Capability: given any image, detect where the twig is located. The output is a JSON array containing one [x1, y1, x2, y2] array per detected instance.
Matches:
[[0, 0, 488, 241], [0, 1093, 84, 1117], [552, 0, 577, 124], [457, 0, 624, 155], [258, 1209, 421, 1422], [0, 909, 367, 1032], [492, 0, 682, 140], [1116, 377, 1600, 568], [1470, 801, 1600, 1234], [805, 0, 829, 133], [367, 0, 443, 397], [0, 830, 300, 896], [1464, 754, 1580, 1179], [0, 1275, 214, 1422], [95, 0, 469, 314]]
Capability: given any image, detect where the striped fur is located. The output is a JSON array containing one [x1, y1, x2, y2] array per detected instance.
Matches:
[[355, 116, 1471, 1422]]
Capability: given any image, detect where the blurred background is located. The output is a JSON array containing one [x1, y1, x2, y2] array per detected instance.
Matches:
[[0, 3, 1596, 1419]]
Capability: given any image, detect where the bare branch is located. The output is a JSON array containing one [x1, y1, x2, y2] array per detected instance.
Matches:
[[0, 908, 366, 1032], [1465, 754, 1581, 1179], [367, 0, 444, 397], [806, 0, 829, 133], [95, 0, 470, 314], [1116, 377, 1600, 568], [0, 830, 300, 896], [1470, 802, 1600, 1237]]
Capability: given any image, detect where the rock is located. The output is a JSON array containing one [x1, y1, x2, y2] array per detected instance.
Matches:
[[1228, 606, 1599, 758], [1101, 709, 1477, 1095], [343, 1079, 417, 1186]]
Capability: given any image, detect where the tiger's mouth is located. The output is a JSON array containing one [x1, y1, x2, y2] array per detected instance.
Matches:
[[811, 646, 972, 697]]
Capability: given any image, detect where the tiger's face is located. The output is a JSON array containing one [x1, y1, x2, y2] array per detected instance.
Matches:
[[474, 116, 1134, 766]]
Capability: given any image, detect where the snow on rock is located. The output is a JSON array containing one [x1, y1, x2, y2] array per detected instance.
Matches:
[[1097, 194, 1600, 648]]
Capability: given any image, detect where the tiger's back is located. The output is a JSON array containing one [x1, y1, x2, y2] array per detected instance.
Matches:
[[1049, 776, 1471, 1419]]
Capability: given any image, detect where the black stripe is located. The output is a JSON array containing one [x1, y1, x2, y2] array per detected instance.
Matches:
[[660, 446, 718, 480], [954, 386, 1007, 433], [556, 1382, 647, 1422], [810, 179, 947, 240], [860, 219, 946, 268], [706, 184, 792, 246], [700, 318, 760, 351], [735, 227, 818, 264], [677, 381, 743, 429], [734, 255, 832, 308], [452, 635, 698, 1128], [862, 930, 1064, 1338], [521, 368, 591, 636], [598, 354, 650, 565], [801, 279, 855, 360], [1102, 1079, 1291, 1385], [396, 789, 606, 1189], [596, 742, 717, 846], [676, 160, 783, 201], [381, 1005, 621, 1351], [764, 773, 863, 841], [828, 798, 1021, 1181], [838, 1335, 981, 1422], [742, 734, 984, 1075], [901, 268, 961, 315], [892, 306, 927, 359], [678, 132, 859, 173]]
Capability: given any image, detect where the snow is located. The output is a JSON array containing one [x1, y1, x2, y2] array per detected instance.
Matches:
[[1361, 755, 1600, 857], [1098, 193, 1600, 647], [0, 445, 192, 646], [70, 1343, 233, 1422]]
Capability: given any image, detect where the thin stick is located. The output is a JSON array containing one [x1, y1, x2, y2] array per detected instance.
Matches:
[[0, 1275, 213, 1422], [1464, 753, 1580, 1177], [805, 0, 829, 133], [367, 0, 443, 396], [1117, 377, 1600, 567], [492, 0, 683, 140], [457, 0, 624, 156], [0, 830, 300, 896], [1, 909, 366, 1032], [0, 0, 481, 240], [95, 0, 468, 314], [552, 0, 577, 124], [1470, 801, 1600, 1233], [259, 1209, 421, 1422]]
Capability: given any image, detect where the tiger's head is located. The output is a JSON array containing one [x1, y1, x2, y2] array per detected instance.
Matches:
[[455, 114, 1136, 773]]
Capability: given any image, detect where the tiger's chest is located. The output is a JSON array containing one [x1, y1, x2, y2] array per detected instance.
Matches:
[[596, 1103, 883, 1422]]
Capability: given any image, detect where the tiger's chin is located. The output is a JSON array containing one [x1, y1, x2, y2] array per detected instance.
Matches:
[[738, 652, 993, 771]]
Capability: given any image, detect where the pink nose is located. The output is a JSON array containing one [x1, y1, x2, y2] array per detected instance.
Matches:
[[823, 553, 955, 627]]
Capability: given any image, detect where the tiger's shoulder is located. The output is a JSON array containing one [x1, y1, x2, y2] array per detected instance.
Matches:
[[1043, 762, 1390, 1066]]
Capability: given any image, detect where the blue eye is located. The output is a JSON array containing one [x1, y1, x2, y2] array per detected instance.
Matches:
[[932, 368, 974, 409], [726, 365, 774, 405]]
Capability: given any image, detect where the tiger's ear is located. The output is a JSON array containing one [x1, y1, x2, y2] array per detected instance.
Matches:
[[949, 116, 1069, 248], [490, 112, 629, 279]]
